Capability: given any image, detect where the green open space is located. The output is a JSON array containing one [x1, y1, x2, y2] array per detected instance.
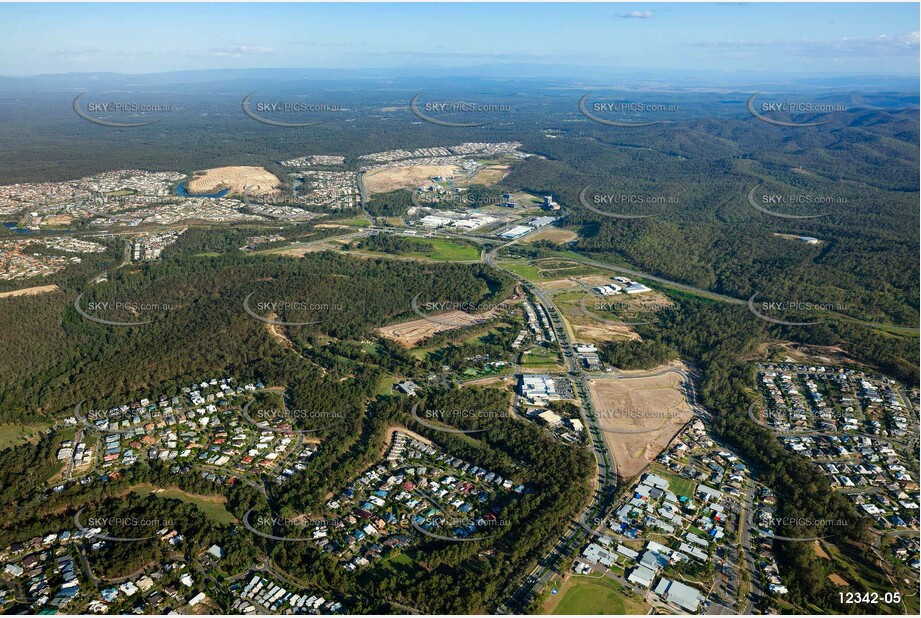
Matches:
[[648, 463, 696, 498], [549, 574, 646, 615], [520, 346, 561, 368], [131, 485, 237, 525], [332, 216, 371, 227], [376, 375, 404, 397], [0, 422, 51, 449], [406, 238, 480, 261]]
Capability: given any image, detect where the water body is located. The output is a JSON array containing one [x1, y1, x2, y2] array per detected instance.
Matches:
[[3, 222, 31, 234], [175, 184, 230, 198]]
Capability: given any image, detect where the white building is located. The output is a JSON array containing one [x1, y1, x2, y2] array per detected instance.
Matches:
[[653, 578, 705, 612], [624, 282, 652, 294], [519, 374, 557, 402], [499, 225, 532, 239]]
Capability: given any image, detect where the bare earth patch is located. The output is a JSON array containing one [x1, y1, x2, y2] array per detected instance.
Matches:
[[0, 284, 60, 299], [466, 163, 509, 185], [522, 228, 579, 244], [188, 166, 282, 196], [814, 540, 832, 560], [572, 322, 638, 343], [364, 164, 460, 194], [264, 312, 293, 349], [587, 365, 694, 480], [375, 310, 494, 347], [380, 425, 433, 457], [535, 278, 581, 292]]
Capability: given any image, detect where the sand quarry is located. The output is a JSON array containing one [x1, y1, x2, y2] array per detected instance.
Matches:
[[188, 166, 282, 197], [587, 365, 694, 479]]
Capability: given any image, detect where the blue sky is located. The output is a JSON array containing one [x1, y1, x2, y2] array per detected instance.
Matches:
[[0, 2, 918, 76]]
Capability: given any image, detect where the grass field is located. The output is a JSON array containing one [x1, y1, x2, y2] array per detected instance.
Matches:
[[648, 464, 696, 497], [132, 485, 237, 525], [520, 347, 562, 368], [503, 258, 605, 282], [333, 216, 371, 227], [503, 261, 544, 282], [547, 574, 647, 615], [0, 422, 51, 449], [406, 238, 480, 261], [376, 375, 404, 396], [359, 237, 480, 262]]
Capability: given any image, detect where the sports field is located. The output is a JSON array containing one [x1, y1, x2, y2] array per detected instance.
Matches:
[[547, 574, 647, 615]]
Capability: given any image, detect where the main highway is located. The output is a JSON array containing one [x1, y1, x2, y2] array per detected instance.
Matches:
[[483, 236, 623, 614]]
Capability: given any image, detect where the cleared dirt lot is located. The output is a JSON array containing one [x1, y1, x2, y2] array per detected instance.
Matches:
[[0, 284, 60, 299], [521, 228, 579, 244], [364, 164, 460, 194], [587, 365, 694, 480], [466, 163, 509, 185], [375, 310, 493, 347], [533, 278, 580, 292], [188, 166, 282, 196], [380, 425, 433, 457], [572, 322, 638, 343]]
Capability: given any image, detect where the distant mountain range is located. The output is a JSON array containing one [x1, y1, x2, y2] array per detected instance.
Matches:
[[0, 65, 917, 95]]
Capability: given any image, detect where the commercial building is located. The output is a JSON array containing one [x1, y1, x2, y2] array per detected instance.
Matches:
[[653, 578, 705, 613], [519, 374, 557, 403], [499, 225, 531, 240], [624, 282, 652, 294]]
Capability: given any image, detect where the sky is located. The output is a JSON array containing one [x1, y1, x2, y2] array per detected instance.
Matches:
[[0, 2, 918, 77]]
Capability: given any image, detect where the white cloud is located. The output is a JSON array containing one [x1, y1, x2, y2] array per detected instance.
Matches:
[[209, 44, 276, 58], [617, 11, 654, 19], [695, 32, 920, 57]]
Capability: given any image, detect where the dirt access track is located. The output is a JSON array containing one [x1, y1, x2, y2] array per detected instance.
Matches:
[[587, 363, 694, 480], [187, 166, 282, 196]]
